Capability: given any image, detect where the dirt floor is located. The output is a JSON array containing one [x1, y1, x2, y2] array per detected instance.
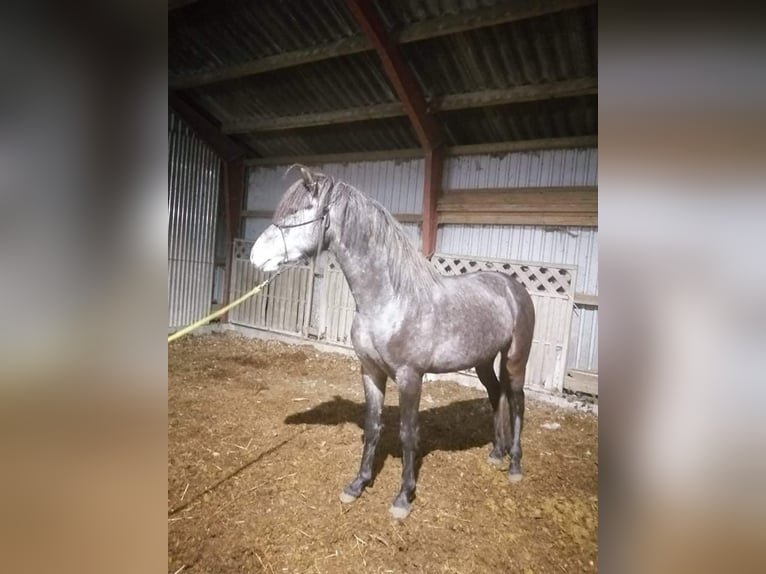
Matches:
[[168, 333, 598, 573]]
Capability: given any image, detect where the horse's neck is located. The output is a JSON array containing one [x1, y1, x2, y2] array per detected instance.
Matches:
[[329, 226, 397, 313]]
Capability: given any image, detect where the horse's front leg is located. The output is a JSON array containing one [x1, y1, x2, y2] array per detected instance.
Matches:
[[390, 367, 423, 520], [339, 363, 387, 503]]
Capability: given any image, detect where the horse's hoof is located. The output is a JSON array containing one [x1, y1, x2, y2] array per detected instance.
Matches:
[[508, 473, 523, 484], [487, 455, 505, 468], [389, 504, 411, 520], [339, 491, 359, 504]]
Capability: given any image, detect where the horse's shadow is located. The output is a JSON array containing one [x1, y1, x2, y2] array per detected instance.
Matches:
[[284, 395, 494, 480]]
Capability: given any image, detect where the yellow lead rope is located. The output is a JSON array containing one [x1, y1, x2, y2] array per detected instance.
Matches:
[[168, 278, 271, 343]]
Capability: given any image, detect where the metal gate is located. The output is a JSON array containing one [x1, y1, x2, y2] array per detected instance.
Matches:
[[229, 240, 313, 336]]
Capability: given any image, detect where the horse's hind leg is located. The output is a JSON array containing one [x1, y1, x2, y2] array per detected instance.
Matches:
[[340, 362, 387, 504], [504, 340, 529, 483], [476, 358, 512, 467]]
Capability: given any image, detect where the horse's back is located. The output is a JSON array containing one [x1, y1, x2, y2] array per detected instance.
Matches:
[[442, 270, 532, 314], [350, 270, 534, 375]]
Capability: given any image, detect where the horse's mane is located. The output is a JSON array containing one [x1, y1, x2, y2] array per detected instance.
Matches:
[[331, 181, 440, 295], [274, 168, 439, 295]]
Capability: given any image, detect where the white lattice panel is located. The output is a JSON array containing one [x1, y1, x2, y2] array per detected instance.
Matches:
[[430, 253, 576, 392], [430, 255, 575, 299]]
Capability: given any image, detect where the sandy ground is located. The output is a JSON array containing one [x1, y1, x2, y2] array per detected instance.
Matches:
[[168, 333, 598, 573]]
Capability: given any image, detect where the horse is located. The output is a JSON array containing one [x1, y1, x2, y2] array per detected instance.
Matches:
[[249, 166, 535, 519]]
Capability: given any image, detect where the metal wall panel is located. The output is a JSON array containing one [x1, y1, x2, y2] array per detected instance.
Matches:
[[440, 148, 598, 374], [445, 148, 597, 189], [437, 224, 598, 295], [246, 159, 424, 216], [168, 110, 221, 328]]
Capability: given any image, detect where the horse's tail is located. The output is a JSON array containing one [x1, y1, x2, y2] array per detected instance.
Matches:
[[504, 274, 535, 387]]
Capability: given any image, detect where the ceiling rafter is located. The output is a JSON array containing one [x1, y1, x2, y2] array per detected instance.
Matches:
[[169, 0, 595, 90], [243, 136, 597, 166], [223, 102, 405, 134], [347, 0, 444, 150], [220, 78, 596, 135], [430, 77, 597, 112]]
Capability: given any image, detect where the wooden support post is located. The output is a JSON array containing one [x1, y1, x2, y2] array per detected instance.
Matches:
[[422, 146, 444, 256], [221, 158, 245, 321]]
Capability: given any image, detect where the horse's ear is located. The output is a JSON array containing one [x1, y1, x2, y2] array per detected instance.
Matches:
[[299, 167, 316, 191]]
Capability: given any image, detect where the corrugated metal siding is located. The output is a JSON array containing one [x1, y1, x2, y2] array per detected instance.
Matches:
[[314, 159, 424, 213], [168, 110, 221, 328], [437, 224, 597, 294], [439, 148, 597, 372], [445, 148, 597, 188], [244, 159, 425, 241]]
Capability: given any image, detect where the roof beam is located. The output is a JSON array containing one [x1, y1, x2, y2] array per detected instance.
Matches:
[[243, 136, 597, 165], [170, 0, 594, 90], [168, 92, 249, 161], [432, 77, 597, 112], [222, 102, 404, 134], [169, 37, 370, 90], [446, 135, 598, 156], [220, 78, 596, 135], [347, 0, 444, 150], [245, 148, 424, 167], [399, 0, 595, 43]]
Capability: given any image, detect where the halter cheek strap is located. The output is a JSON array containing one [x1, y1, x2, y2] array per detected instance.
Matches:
[[274, 207, 330, 265]]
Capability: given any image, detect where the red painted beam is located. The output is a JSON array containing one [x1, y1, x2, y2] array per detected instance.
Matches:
[[169, 92, 248, 162], [422, 147, 444, 256], [347, 0, 444, 151], [221, 158, 246, 319]]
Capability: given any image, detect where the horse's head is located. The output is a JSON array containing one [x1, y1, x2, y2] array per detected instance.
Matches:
[[249, 165, 333, 272]]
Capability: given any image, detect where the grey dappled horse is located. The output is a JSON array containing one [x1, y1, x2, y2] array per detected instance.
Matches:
[[250, 166, 535, 519]]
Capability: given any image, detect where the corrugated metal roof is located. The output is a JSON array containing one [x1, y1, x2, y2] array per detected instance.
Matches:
[[170, 0, 597, 157], [188, 52, 397, 122], [237, 116, 420, 157], [376, 0, 515, 29], [441, 95, 596, 144], [403, 6, 596, 98], [170, 0, 360, 78]]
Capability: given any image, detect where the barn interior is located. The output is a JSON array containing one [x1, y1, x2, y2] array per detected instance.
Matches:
[[168, 1, 598, 571]]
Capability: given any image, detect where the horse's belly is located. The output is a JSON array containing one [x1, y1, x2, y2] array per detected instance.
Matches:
[[354, 299, 512, 376], [428, 339, 505, 373], [426, 309, 512, 372]]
